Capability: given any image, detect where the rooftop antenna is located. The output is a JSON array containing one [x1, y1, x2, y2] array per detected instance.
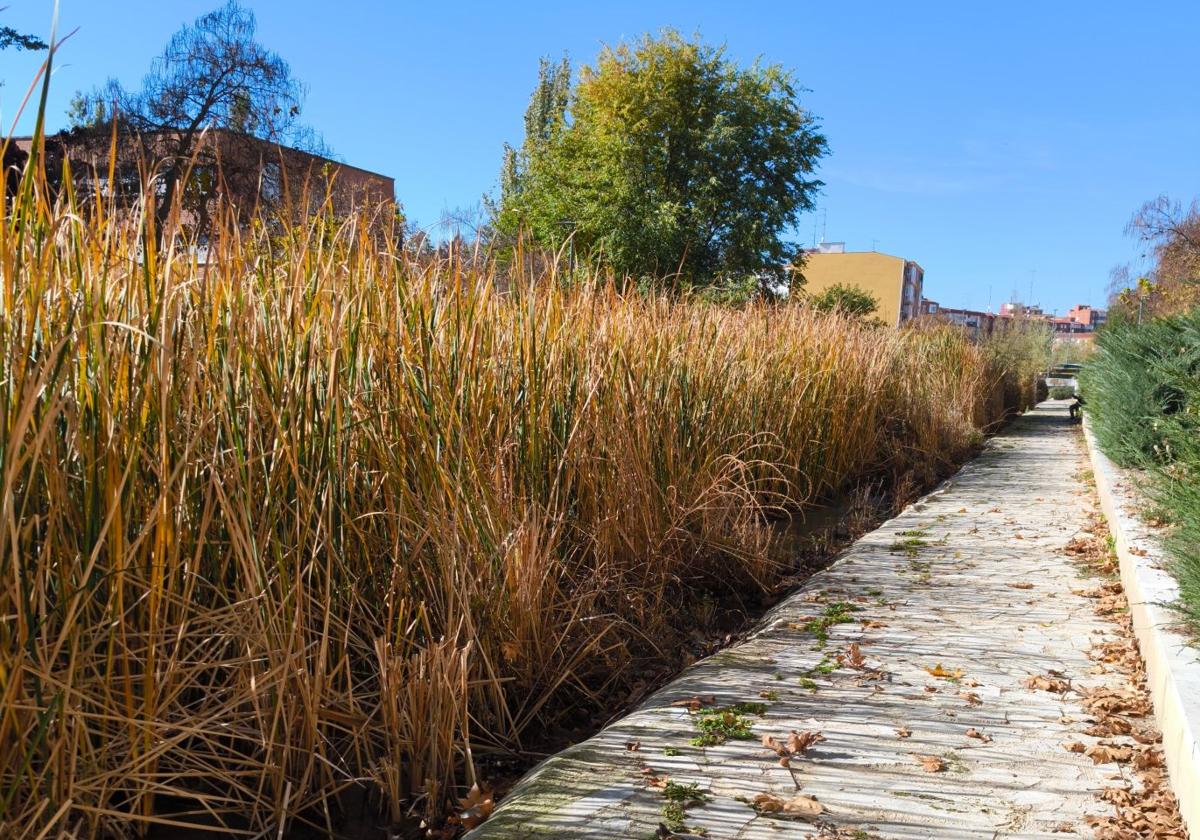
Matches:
[[821, 208, 827, 244], [1028, 270, 1036, 307], [871, 239, 879, 252]]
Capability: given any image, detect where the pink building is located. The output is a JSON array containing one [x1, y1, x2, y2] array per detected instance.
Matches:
[[1066, 304, 1107, 330]]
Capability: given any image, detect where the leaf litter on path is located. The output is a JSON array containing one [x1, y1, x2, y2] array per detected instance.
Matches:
[[1064, 505, 1186, 839]]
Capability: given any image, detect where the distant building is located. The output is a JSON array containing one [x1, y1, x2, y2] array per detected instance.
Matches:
[[935, 307, 997, 341], [999, 301, 1047, 319], [1049, 316, 1087, 335], [799, 245, 924, 327], [919, 298, 996, 340], [1066, 304, 1107, 331], [997, 300, 1106, 340], [9, 128, 395, 233]]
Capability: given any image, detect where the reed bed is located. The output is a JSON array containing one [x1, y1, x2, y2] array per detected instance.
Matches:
[[0, 161, 1042, 837]]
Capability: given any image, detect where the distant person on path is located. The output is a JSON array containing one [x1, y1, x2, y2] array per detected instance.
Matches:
[[1070, 392, 1085, 422]]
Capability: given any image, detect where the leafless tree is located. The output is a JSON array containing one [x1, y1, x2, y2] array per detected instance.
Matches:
[[69, 1, 328, 235], [1126, 195, 1200, 257], [1110, 196, 1200, 319]]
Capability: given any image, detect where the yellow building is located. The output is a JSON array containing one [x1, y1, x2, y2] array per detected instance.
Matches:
[[799, 245, 925, 327]]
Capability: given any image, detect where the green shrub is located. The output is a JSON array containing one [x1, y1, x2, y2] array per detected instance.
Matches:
[[808, 283, 879, 317], [1081, 310, 1200, 631], [1081, 316, 1200, 465]]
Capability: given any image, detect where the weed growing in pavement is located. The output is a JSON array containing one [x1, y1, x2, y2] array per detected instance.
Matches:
[[797, 602, 861, 647], [691, 703, 767, 746]]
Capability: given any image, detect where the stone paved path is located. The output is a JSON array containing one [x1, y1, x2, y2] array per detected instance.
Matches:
[[468, 403, 1132, 839]]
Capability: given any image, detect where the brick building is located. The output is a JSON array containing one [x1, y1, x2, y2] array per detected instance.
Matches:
[[7, 128, 394, 234]]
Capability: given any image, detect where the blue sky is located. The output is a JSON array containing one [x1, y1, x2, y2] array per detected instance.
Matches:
[[3, 1, 1198, 313]]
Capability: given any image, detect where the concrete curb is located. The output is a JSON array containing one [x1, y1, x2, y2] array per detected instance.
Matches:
[[1082, 416, 1200, 836]]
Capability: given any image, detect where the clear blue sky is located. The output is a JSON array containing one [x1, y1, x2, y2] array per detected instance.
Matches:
[[4, 1, 1198, 313]]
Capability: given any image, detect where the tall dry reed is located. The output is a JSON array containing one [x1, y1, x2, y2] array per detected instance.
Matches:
[[0, 150, 1040, 837]]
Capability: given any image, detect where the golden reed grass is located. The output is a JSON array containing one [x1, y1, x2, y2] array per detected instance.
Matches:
[[0, 149, 1044, 837]]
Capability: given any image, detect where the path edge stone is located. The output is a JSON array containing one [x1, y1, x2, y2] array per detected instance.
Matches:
[[1082, 416, 1200, 836]]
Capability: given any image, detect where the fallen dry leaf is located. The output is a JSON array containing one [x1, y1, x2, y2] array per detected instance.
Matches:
[[895, 726, 911, 739], [1084, 718, 1132, 737], [1064, 741, 1086, 753], [762, 729, 824, 764], [965, 727, 992, 743], [1094, 595, 1126, 616], [1086, 743, 1133, 764], [456, 784, 495, 829], [751, 791, 824, 819], [925, 663, 964, 680], [916, 754, 946, 772], [670, 695, 716, 712], [753, 792, 783, 812], [782, 794, 823, 817], [1023, 674, 1070, 693], [1132, 747, 1163, 770], [837, 642, 867, 670], [958, 691, 982, 706], [788, 730, 825, 754], [1009, 581, 1034, 589], [1081, 686, 1151, 717], [1099, 786, 1135, 806]]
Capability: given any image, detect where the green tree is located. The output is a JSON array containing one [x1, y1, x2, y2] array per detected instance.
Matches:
[[497, 55, 571, 217], [1, 13, 46, 92], [0, 24, 46, 52], [496, 31, 827, 287], [808, 283, 879, 317]]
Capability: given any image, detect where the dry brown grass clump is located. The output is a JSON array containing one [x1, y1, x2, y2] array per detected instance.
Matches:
[[0, 155, 1041, 837]]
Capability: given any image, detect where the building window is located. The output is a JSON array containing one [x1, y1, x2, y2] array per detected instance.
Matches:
[[261, 162, 282, 203], [116, 167, 140, 198]]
